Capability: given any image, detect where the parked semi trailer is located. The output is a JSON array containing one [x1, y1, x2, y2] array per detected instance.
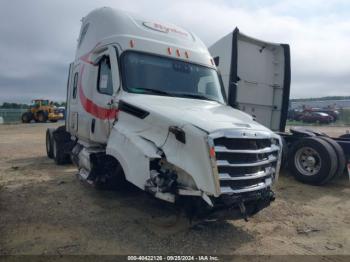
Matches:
[[46, 8, 282, 219], [209, 28, 350, 185]]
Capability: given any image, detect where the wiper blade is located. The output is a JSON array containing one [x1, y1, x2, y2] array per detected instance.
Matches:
[[132, 88, 172, 96], [175, 93, 217, 102]]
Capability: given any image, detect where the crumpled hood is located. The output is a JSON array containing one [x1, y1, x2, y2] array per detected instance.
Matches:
[[120, 93, 272, 133]]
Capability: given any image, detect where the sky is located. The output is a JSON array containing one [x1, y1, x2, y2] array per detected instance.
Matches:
[[0, 0, 349, 103]]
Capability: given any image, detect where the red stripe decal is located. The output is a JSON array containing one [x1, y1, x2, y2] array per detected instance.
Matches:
[[78, 65, 118, 120]]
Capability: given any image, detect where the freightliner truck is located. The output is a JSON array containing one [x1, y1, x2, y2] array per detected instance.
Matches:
[[46, 7, 283, 219]]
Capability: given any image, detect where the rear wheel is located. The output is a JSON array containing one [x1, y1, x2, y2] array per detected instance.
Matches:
[[339, 134, 350, 140], [46, 129, 54, 159], [288, 137, 337, 185], [52, 126, 71, 165], [318, 136, 346, 179]]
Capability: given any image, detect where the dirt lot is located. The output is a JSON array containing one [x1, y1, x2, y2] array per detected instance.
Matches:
[[0, 123, 349, 255]]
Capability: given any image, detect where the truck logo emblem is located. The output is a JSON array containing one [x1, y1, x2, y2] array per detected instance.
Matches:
[[143, 22, 188, 37]]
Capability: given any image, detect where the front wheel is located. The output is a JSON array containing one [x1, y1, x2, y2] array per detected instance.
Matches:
[[21, 112, 32, 123], [288, 137, 337, 185], [36, 112, 48, 123]]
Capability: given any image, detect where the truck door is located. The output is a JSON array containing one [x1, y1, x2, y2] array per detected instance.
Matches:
[[89, 45, 120, 144], [209, 28, 291, 131], [66, 63, 82, 137]]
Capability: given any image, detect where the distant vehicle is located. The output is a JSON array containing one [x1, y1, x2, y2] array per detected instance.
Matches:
[[311, 108, 339, 121], [300, 112, 333, 124], [21, 99, 64, 123], [288, 109, 303, 121], [57, 107, 66, 119]]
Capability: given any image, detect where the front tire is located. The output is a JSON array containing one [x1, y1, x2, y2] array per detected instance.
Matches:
[[288, 137, 337, 185], [21, 112, 32, 123], [93, 156, 126, 190], [36, 111, 48, 123]]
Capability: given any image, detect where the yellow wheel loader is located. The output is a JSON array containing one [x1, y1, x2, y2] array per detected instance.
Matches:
[[21, 99, 64, 123]]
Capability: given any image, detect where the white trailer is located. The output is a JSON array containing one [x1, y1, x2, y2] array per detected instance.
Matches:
[[46, 8, 282, 219], [210, 28, 350, 186]]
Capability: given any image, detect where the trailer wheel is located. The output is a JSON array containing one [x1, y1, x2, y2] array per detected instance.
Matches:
[[318, 136, 346, 179], [288, 137, 337, 185], [46, 129, 54, 159]]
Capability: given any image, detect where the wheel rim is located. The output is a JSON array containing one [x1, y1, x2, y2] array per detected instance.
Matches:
[[294, 147, 322, 176]]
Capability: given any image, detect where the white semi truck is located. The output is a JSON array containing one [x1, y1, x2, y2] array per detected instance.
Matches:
[[46, 7, 283, 219]]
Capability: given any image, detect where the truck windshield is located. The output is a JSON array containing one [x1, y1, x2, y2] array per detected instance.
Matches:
[[121, 52, 225, 103]]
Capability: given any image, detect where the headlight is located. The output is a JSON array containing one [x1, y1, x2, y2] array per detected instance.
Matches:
[[271, 138, 279, 146]]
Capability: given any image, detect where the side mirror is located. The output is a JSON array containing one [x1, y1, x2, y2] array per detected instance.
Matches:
[[213, 56, 220, 66], [108, 46, 121, 95]]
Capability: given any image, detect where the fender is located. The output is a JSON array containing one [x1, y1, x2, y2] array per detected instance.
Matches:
[[106, 125, 161, 190]]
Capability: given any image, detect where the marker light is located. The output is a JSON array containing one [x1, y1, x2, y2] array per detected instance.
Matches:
[[167, 47, 172, 55], [176, 49, 181, 57], [209, 147, 216, 158], [184, 51, 189, 58], [129, 40, 135, 48]]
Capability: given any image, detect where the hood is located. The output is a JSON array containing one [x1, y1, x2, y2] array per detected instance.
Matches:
[[120, 93, 272, 133]]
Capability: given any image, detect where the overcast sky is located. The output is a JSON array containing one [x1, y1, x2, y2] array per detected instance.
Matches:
[[0, 0, 349, 103]]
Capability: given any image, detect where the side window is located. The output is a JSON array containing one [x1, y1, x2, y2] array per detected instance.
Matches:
[[72, 72, 78, 99], [97, 56, 113, 95]]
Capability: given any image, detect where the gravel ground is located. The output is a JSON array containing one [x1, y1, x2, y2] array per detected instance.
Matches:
[[0, 123, 349, 255]]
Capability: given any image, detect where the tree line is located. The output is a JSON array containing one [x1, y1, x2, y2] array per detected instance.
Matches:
[[291, 96, 350, 102], [0, 102, 66, 109]]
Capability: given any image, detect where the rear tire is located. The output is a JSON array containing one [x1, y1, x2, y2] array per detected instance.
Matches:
[[288, 137, 337, 185], [52, 126, 71, 165], [46, 129, 54, 159], [318, 136, 346, 179], [339, 134, 350, 140]]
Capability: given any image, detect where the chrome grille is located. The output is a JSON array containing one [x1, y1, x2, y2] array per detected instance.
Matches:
[[209, 130, 281, 195]]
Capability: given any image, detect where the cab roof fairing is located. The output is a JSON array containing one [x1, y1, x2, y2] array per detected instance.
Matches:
[[75, 7, 214, 68]]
